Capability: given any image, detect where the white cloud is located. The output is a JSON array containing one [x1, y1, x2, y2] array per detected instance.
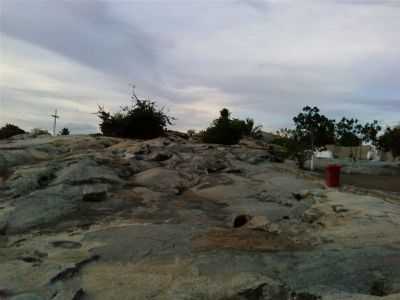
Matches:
[[0, 35, 127, 132], [0, 0, 399, 132]]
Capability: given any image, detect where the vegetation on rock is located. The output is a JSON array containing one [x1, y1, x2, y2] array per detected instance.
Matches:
[[273, 106, 383, 166], [201, 108, 262, 145], [272, 128, 308, 168], [293, 106, 336, 149], [97, 90, 174, 140], [0, 123, 25, 140], [59, 128, 70, 136]]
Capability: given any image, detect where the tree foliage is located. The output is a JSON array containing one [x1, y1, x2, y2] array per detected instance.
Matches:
[[335, 117, 363, 147], [272, 128, 308, 169], [0, 124, 25, 140], [238, 118, 263, 139], [201, 109, 243, 145], [97, 90, 174, 140], [360, 120, 381, 146], [274, 107, 384, 168], [201, 108, 263, 145], [293, 106, 335, 149], [59, 128, 70, 136], [379, 126, 400, 159]]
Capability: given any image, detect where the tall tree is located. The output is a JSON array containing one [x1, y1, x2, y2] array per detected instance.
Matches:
[[360, 120, 381, 146], [335, 117, 362, 147], [293, 106, 335, 149], [379, 126, 400, 159]]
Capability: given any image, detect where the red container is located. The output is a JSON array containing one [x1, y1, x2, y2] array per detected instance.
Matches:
[[325, 164, 341, 187]]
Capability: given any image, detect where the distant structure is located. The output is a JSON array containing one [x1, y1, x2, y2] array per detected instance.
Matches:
[[51, 109, 60, 136]]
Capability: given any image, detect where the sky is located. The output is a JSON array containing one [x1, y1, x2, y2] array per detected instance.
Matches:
[[1, 0, 399, 134]]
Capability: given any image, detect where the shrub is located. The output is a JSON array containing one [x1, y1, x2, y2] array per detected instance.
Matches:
[[97, 95, 174, 140], [201, 109, 263, 145], [59, 128, 70, 136], [0, 124, 25, 140], [201, 109, 243, 145], [187, 129, 196, 137], [271, 129, 308, 169], [232, 118, 263, 139]]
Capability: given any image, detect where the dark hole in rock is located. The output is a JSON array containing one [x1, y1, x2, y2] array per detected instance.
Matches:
[[51, 240, 82, 249], [224, 167, 242, 174], [33, 250, 48, 258], [0, 289, 12, 298], [233, 215, 251, 228], [233, 283, 289, 300], [370, 280, 389, 297], [292, 193, 303, 201], [150, 153, 172, 162], [282, 216, 290, 220], [72, 288, 85, 300], [18, 256, 42, 263], [82, 185, 108, 202], [38, 173, 55, 188], [135, 154, 146, 160], [290, 292, 322, 300], [237, 283, 266, 300]]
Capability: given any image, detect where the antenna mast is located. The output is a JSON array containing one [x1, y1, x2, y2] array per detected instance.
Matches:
[[51, 109, 60, 136]]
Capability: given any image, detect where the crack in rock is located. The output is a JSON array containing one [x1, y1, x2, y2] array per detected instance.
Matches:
[[49, 255, 99, 284]]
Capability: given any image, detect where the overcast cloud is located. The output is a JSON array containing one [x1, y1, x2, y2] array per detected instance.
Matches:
[[1, 0, 399, 133]]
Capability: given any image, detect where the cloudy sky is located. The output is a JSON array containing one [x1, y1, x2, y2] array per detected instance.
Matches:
[[1, 0, 399, 134]]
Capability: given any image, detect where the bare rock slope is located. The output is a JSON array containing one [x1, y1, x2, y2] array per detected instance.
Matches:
[[1, 134, 400, 300]]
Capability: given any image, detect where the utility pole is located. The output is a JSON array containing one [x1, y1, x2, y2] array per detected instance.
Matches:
[[51, 109, 60, 136]]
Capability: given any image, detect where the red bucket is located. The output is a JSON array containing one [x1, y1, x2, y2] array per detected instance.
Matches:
[[325, 164, 341, 187]]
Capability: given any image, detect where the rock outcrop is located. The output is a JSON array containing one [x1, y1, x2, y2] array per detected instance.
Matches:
[[0, 134, 400, 299]]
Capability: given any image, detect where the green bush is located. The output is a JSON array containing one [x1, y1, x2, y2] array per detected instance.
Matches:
[[0, 124, 25, 140], [59, 128, 70, 136], [201, 108, 263, 145], [271, 129, 308, 169], [97, 98, 174, 140], [201, 109, 238, 145]]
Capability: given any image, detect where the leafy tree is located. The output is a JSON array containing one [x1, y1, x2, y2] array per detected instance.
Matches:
[[335, 117, 363, 147], [360, 120, 381, 146], [0, 124, 25, 140], [378, 126, 400, 159], [97, 89, 174, 140], [274, 106, 334, 169], [293, 106, 335, 149], [59, 128, 70, 136]]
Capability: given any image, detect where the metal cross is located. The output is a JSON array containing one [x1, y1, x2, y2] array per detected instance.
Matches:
[[51, 109, 60, 136]]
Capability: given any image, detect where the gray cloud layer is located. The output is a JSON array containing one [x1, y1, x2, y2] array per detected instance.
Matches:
[[1, 0, 399, 133]]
